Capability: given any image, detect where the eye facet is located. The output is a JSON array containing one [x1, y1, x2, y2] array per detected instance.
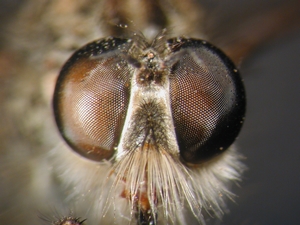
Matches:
[[53, 37, 133, 161], [53, 35, 245, 164], [167, 38, 246, 164]]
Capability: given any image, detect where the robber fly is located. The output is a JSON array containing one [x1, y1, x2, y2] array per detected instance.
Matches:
[[0, 0, 299, 225]]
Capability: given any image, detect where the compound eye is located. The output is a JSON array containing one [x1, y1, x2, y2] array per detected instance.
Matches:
[[168, 39, 246, 164], [53, 38, 132, 161]]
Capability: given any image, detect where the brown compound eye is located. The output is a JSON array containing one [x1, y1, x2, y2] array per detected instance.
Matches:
[[168, 38, 246, 164], [53, 37, 133, 161]]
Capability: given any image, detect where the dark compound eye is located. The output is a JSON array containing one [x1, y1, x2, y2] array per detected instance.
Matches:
[[53, 37, 133, 161], [167, 38, 246, 164], [53, 36, 245, 164]]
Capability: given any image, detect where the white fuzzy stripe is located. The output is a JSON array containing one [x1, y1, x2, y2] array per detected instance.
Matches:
[[50, 142, 245, 224]]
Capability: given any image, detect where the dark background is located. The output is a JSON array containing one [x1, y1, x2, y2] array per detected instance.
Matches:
[[224, 28, 300, 225]]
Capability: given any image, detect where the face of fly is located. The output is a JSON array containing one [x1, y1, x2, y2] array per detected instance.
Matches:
[[53, 31, 246, 224], [2, 1, 300, 225]]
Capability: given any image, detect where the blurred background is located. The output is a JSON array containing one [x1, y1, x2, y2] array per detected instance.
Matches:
[[0, 0, 299, 224], [224, 22, 300, 225]]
